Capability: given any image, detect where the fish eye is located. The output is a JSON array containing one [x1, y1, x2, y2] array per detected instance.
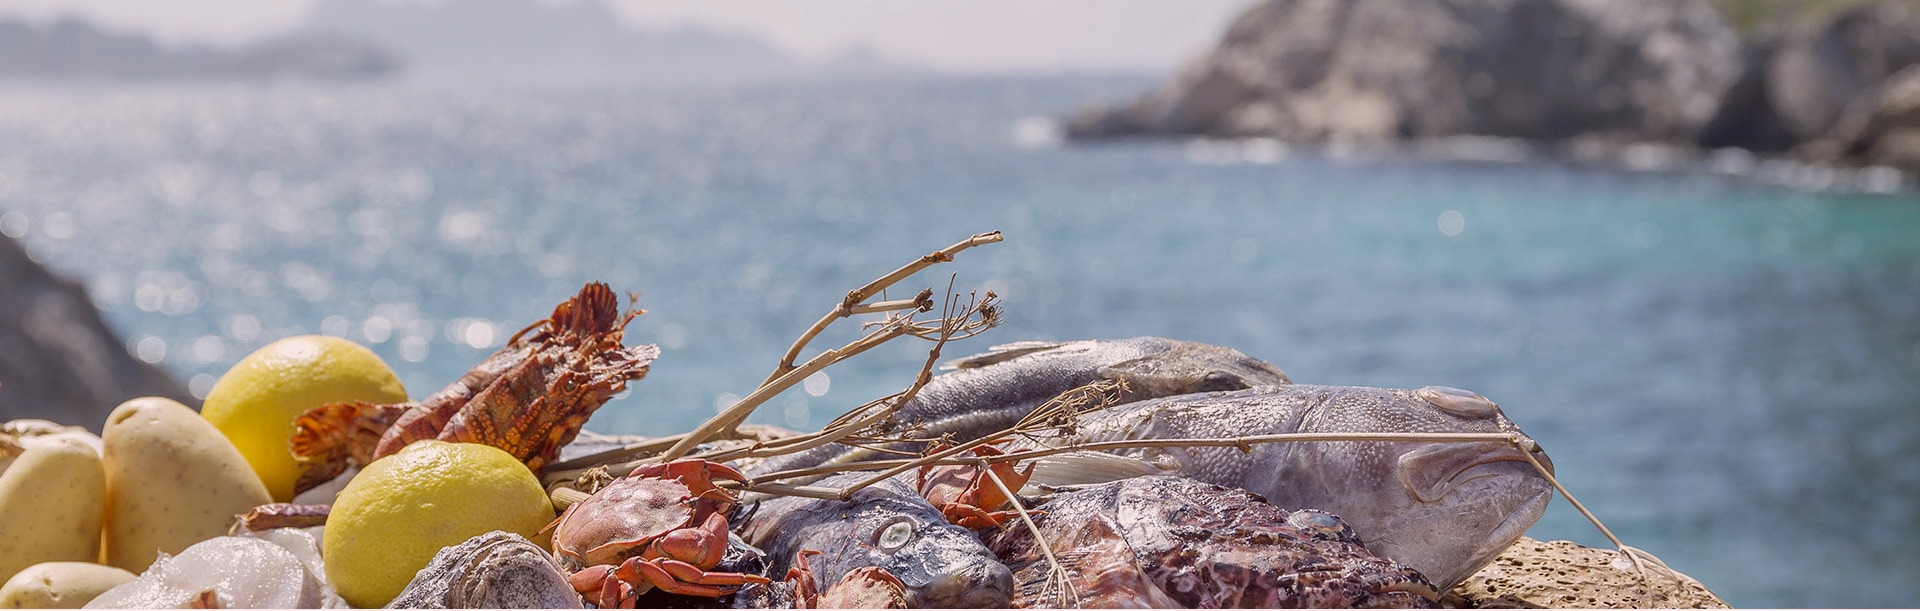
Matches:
[[1416, 385, 1499, 419], [1291, 511, 1341, 530], [1286, 510, 1353, 541], [1194, 371, 1247, 393], [874, 518, 914, 551]]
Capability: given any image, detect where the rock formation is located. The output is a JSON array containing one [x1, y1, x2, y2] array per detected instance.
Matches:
[[0, 235, 192, 430], [1063, 0, 1742, 146], [1066, 0, 1920, 173], [1447, 537, 1728, 609]]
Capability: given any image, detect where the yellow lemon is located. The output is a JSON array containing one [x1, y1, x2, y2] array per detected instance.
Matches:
[[200, 335, 408, 502], [323, 440, 555, 608]]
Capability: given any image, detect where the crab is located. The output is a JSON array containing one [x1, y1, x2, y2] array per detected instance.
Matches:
[[288, 282, 658, 495], [546, 458, 769, 607], [915, 442, 1038, 529], [786, 550, 908, 609]]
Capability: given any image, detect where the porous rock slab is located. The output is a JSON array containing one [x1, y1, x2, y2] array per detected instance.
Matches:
[[1445, 537, 1727, 609]]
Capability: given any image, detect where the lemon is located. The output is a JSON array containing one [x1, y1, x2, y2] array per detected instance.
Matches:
[[201, 335, 408, 502], [323, 440, 556, 608]]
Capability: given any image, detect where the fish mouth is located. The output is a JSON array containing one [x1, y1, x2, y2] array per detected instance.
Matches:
[[1397, 442, 1553, 504], [1285, 568, 1440, 606], [912, 559, 1015, 608], [1370, 577, 1442, 603]]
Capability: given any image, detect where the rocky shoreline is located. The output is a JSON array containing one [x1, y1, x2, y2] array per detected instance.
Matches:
[[1061, 0, 1920, 181], [0, 235, 190, 429]]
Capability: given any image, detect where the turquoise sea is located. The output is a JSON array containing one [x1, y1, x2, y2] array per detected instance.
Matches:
[[2, 77, 1916, 608]]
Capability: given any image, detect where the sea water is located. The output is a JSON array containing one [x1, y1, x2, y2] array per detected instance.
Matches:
[[1, 77, 1915, 608]]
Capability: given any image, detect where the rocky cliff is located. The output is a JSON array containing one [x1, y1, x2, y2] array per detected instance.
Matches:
[[0, 235, 192, 430], [1065, 0, 1920, 173], [0, 19, 397, 81]]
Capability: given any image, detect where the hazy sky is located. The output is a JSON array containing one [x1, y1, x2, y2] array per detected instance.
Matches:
[[0, 0, 1254, 74]]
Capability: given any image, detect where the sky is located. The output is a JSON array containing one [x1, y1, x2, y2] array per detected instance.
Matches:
[[0, 0, 1255, 74]]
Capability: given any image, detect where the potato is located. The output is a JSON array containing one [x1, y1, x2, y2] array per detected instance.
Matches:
[[100, 397, 271, 573], [0, 562, 134, 609], [1, 421, 103, 460], [0, 437, 105, 584]]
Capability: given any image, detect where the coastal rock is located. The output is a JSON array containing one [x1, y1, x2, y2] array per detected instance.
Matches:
[[1444, 537, 1727, 609], [1697, 37, 1801, 152], [1828, 65, 1920, 170], [0, 19, 398, 80], [1766, 2, 1920, 142], [0, 235, 192, 430], [1063, 0, 1741, 146]]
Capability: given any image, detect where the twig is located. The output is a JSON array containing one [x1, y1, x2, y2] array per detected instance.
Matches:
[[982, 456, 1077, 608], [764, 231, 1002, 387], [656, 233, 1002, 461]]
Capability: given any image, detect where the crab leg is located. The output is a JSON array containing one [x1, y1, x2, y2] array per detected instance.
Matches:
[[631, 560, 752, 598]]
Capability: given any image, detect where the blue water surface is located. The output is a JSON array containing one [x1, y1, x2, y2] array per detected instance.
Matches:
[[1, 77, 1915, 608]]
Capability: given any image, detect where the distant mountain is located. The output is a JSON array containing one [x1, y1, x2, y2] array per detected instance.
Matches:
[[305, 0, 910, 85], [0, 18, 397, 80]]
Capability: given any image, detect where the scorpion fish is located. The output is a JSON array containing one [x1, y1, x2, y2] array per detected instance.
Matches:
[[738, 472, 1015, 608], [288, 282, 658, 494], [988, 476, 1439, 608], [1010, 384, 1555, 592], [744, 337, 1290, 481]]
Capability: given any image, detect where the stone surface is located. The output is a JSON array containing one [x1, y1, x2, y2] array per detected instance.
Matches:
[[1766, 2, 1920, 141], [0, 235, 192, 430], [1062, 0, 1742, 146], [1444, 537, 1727, 609], [1824, 65, 1920, 170]]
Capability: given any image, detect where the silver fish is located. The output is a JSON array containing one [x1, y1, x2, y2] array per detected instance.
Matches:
[[746, 337, 1291, 479], [738, 473, 1014, 608], [1014, 384, 1554, 591]]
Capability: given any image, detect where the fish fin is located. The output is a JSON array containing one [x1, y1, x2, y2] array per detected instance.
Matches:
[[1021, 451, 1170, 494], [940, 341, 1070, 370]]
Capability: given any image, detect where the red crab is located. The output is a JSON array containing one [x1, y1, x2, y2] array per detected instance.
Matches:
[[547, 458, 769, 607], [786, 550, 908, 609], [916, 442, 1038, 529], [288, 282, 657, 494]]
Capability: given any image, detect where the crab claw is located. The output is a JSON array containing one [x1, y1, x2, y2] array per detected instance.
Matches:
[[568, 564, 634, 608], [787, 550, 825, 608], [644, 511, 731, 568]]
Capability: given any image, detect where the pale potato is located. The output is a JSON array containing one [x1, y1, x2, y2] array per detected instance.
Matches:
[[0, 438, 106, 584], [100, 397, 271, 573], [0, 562, 134, 609]]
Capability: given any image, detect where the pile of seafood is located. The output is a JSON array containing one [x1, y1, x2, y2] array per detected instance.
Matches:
[[0, 232, 1720, 609]]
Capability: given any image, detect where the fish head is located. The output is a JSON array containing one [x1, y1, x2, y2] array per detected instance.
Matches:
[[781, 479, 1014, 609], [1280, 385, 1553, 591], [860, 512, 1015, 608], [1096, 337, 1293, 398]]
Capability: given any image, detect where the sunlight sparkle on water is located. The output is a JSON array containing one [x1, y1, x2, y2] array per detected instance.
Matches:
[[803, 371, 831, 397], [1438, 209, 1466, 236]]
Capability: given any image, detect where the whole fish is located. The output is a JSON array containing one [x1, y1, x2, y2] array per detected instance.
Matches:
[[989, 476, 1439, 608], [745, 337, 1290, 479], [1012, 384, 1554, 591], [738, 473, 1014, 608]]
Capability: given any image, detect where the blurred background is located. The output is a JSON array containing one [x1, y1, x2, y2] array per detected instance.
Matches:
[[1, 0, 1917, 607]]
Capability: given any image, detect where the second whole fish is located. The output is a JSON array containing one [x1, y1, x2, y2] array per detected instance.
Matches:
[[1012, 384, 1555, 591], [744, 337, 1290, 480]]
